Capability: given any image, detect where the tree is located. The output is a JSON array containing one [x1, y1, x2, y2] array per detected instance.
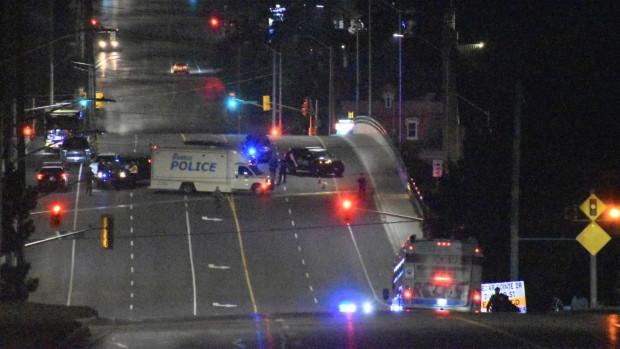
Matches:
[[0, 170, 39, 302]]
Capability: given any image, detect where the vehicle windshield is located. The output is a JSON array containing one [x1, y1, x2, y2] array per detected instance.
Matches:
[[310, 150, 331, 158], [62, 137, 89, 150], [248, 165, 263, 175]]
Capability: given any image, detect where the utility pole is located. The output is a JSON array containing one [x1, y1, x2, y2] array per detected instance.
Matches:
[[510, 81, 522, 281]]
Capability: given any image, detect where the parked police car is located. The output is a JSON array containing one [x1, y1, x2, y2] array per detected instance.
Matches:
[[285, 147, 345, 177], [90, 153, 150, 189]]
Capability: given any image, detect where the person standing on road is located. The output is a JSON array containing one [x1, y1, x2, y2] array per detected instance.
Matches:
[[269, 153, 279, 184], [84, 167, 94, 196], [213, 186, 224, 211], [278, 158, 287, 185], [357, 173, 367, 202], [486, 287, 506, 312]]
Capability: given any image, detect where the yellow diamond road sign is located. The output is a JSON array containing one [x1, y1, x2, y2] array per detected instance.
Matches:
[[576, 222, 611, 256], [580, 194, 606, 221]]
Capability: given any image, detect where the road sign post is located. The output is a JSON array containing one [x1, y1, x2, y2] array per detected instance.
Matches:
[[577, 193, 612, 309]]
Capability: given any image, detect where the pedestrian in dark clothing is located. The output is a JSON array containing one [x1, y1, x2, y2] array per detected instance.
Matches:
[[84, 168, 94, 196], [357, 173, 367, 201], [269, 154, 279, 183], [278, 159, 287, 185], [213, 186, 224, 210], [487, 287, 507, 312], [487, 287, 519, 312]]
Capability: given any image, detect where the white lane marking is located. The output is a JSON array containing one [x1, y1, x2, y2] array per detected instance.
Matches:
[[291, 221, 295, 226], [67, 163, 87, 306], [213, 302, 238, 308], [67, 240, 76, 306], [288, 209, 292, 214], [301, 259, 305, 265], [208, 264, 231, 270], [294, 233, 298, 239], [185, 210, 198, 316], [233, 338, 246, 348], [202, 216, 223, 222], [347, 224, 381, 303], [309, 285, 314, 292]]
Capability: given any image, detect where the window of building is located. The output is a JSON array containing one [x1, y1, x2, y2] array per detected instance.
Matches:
[[406, 118, 419, 140]]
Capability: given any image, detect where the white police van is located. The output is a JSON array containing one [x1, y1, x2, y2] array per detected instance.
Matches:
[[149, 145, 272, 194]]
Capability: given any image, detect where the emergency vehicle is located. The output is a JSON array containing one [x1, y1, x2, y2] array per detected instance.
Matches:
[[149, 146, 273, 194], [389, 236, 483, 312]]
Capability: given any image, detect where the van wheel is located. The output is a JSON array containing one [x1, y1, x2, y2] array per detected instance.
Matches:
[[251, 184, 262, 195], [181, 183, 195, 194]]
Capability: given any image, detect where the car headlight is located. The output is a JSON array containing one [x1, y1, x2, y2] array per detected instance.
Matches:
[[119, 171, 127, 178], [98, 40, 107, 48]]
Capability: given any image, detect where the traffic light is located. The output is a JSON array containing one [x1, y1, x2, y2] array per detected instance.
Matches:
[[23, 126, 34, 138], [50, 203, 63, 228], [302, 98, 309, 116], [263, 95, 271, 111], [226, 92, 237, 110], [339, 197, 356, 224], [101, 214, 114, 249], [88, 17, 102, 31], [209, 16, 220, 30]]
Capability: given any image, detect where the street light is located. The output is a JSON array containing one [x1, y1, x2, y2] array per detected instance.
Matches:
[[303, 35, 333, 135], [378, 0, 404, 149]]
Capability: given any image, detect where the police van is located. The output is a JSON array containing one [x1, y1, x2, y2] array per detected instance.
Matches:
[[149, 145, 273, 194]]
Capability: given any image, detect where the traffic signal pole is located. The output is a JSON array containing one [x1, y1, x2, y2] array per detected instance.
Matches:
[[357, 208, 424, 222], [25, 228, 93, 247]]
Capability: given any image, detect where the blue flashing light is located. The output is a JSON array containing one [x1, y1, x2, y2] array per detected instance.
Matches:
[[247, 147, 257, 156], [79, 99, 88, 107], [338, 301, 357, 313], [390, 302, 404, 312]]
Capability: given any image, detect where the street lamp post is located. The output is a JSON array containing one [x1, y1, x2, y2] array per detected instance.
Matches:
[[304, 36, 333, 135]]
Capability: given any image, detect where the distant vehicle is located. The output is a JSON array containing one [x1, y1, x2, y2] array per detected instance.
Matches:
[[89, 153, 128, 189], [172, 62, 189, 74], [96, 27, 120, 51], [36, 162, 69, 193], [45, 128, 71, 150], [285, 147, 345, 177], [240, 134, 272, 163], [150, 146, 273, 194], [90, 153, 122, 174], [61, 135, 92, 164], [388, 236, 483, 313], [47, 108, 83, 136]]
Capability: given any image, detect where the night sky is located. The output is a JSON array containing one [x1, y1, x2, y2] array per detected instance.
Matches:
[[449, 0, 618, 307]]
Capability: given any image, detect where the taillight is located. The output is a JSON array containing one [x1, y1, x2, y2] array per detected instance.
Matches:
[[403, 288, 413, 300], [433, 273, 453, 285], [473, 290, 481, 303], [61, 172, 68, 180], [36, 173, 44, 181]]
